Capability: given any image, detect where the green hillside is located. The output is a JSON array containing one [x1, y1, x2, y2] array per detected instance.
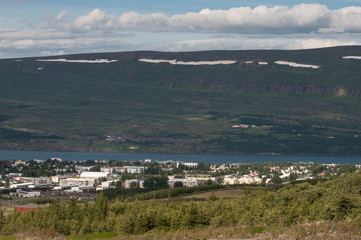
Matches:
[[1, 46, 361, 155]]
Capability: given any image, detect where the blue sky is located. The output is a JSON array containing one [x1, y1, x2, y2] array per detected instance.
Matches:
[[1, 0, 361, 58]]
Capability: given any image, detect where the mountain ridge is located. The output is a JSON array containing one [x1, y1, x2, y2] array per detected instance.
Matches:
[[1, 46, 361, 155]]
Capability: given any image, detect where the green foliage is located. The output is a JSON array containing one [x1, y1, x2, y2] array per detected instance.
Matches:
[[2, 170, 361, 237], [173, 181, 183, 188], [67, 231, 117, 239], [18, 197, 54, 205], [249, 226, 266, 234]]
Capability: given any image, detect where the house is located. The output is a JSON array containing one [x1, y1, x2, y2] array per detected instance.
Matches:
[[14, 161, 26, 166]]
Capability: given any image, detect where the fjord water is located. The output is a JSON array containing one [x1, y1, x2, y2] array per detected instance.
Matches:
[[0, 150, 360, 164]]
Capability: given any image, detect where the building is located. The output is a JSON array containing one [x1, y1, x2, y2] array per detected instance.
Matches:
[[8, 173, 22, 178], [101, 180, 119, 189], [14, 161, 26, 166], [22, 177, 52, 185], [113, 167, 127, 173], [80, 172, 110, 179], [10, 182, 33, 189], [223, 174, 262, 185], [176, 162, 198, 169], [167, 176, 199, 188], [10, 189, 41, 198], [100, 167, 113, 173], [52, 175, 71, 183], [124, 178, 148, 189], [75, 166, 94, 173], [59, 178, 90, 187], [113, 166, 145, 174]]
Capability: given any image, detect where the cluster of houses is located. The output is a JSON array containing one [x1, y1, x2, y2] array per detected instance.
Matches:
[[3, 158, 358, 199]]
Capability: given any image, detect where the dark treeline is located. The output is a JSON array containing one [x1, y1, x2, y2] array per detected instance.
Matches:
[[1, 171, 361, 237], [103, 181, 224, 201]]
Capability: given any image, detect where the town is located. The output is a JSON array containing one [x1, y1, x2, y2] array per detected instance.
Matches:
[[0, 158, 358, 204]]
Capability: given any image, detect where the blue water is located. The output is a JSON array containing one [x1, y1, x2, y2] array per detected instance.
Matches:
[[0, 150, 361, 164]]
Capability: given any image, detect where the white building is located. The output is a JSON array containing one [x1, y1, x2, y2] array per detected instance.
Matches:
[[80, 172, 110, 179], [176, 162, 198, 169], [100, 167, 113, 173], [223, 174, 262, 185], [168, 176, 199, 188], [101, 180, 119, 189], [10, 189, 40, 198], [75, 166, 94, 173], [22, 177, 52, 185], [113, 166, 145, 174], [10, 182, 33, 189], [124, 178, 147, 189], [59, 178, 90, 187], [52, 175, 71, 183]]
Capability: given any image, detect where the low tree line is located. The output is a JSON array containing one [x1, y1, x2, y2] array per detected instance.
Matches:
[[1, 171, 361, 237]]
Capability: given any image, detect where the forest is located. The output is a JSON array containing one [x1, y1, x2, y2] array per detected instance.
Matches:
[[1, 169, 361, 239]]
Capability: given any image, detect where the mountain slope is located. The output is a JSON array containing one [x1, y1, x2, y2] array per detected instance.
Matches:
[[1, 46, 361, 155]]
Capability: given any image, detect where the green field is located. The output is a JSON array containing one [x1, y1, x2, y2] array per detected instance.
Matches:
[[1, 46, 361, 155]]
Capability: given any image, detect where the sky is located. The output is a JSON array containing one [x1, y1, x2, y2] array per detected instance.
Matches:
[[1, 0, 361, 58]]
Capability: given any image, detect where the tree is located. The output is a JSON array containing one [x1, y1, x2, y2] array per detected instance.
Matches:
[[271, 175, 282, 184], [5, 177, 9, 188], [289, 173, 297, 182], [89, 166, 100, 171], [174, 181, 183, 188]]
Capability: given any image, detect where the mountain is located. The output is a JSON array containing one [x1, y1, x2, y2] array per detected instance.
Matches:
[[1, 46, 361, 155]]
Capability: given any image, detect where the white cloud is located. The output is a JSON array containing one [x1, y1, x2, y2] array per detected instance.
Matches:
[[63, 4, 361, 35], [0, 29, 73, 40], [1, 4, 361, 58], [161, 38, 359, 51], [40, 50, 65, 56], [68, 9, 116, 32], [56, 11, 68, 21]]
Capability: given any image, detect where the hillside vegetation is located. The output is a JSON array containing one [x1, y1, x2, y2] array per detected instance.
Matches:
[[1, 46, 361, 155], [1, 171, 361, 238]]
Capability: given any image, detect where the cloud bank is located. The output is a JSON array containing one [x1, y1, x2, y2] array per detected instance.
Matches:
[[1, 4, 361, 58], [66, 4, 361, 34]]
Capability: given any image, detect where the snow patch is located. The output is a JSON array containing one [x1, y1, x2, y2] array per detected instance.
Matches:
[[37, 58, 118, 63], [274, 61, 320, 69], [139, 58, 236, 65], [342, 56, 361, 60]]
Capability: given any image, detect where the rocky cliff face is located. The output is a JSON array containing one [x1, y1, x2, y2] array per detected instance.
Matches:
[[222, 83, 361, 97]]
